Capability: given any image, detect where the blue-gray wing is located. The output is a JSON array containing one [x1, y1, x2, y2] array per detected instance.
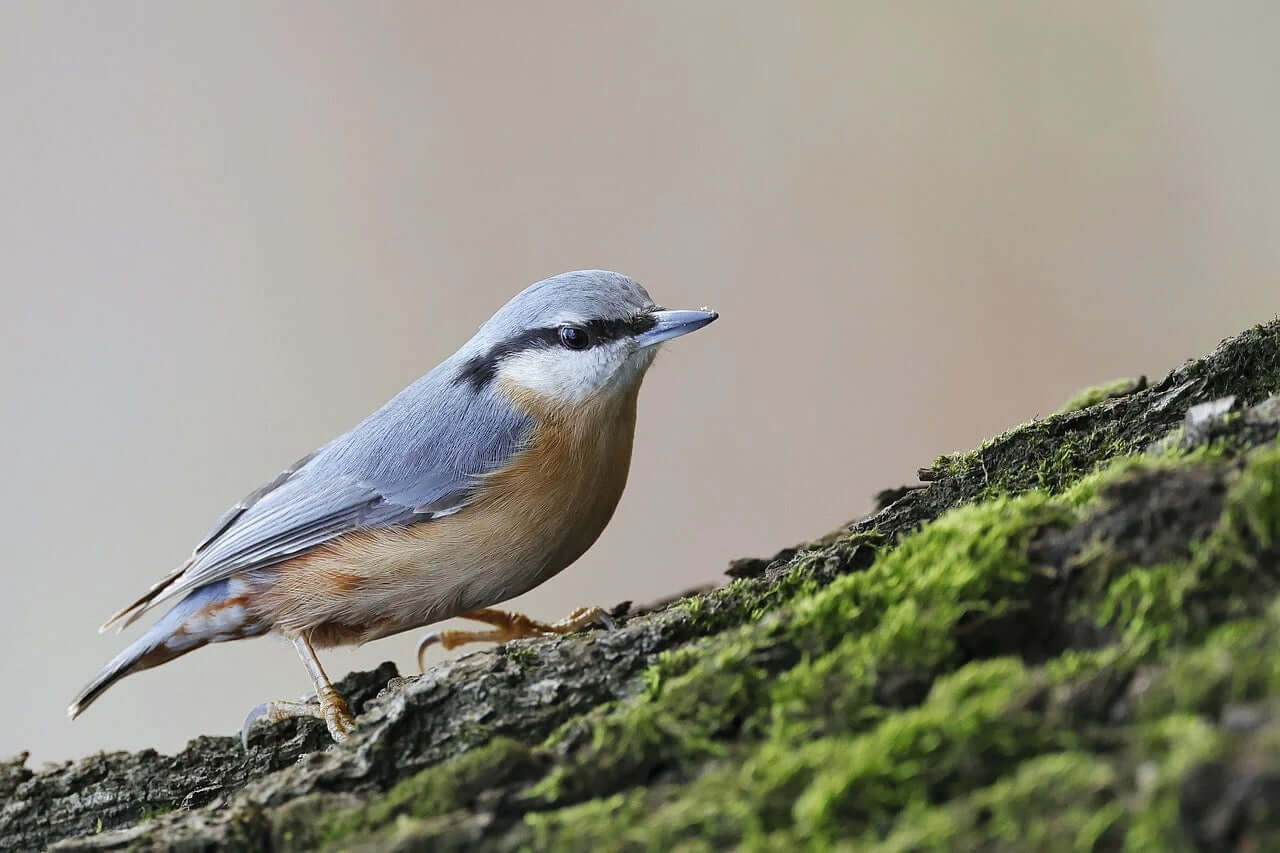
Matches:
[[108, 368, 531, 629], [192, 450, 320, 554]]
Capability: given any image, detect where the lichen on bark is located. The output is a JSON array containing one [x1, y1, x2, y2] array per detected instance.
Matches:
[[4, 321, 1280, 852]]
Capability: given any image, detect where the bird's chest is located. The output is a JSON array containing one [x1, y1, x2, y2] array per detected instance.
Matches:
[[474, 400, 637, 586]]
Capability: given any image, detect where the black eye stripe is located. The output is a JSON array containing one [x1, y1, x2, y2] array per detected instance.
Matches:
[[586, 314, 657, 341], [455, 328, 559, 389], [454, 313, 657, 389]]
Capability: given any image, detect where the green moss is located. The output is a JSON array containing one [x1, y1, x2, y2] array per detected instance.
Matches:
[[928, 417, 1157, 509], [795, 494, 1068, 646], [274, 738, 545, 850], [792, 660, 1058, 839], [1124, 715, 1222, 851], [533, 495, 1062, 801], [655, 540, 851, 637], [928, 449, 983, 480], [528, 627, 785, 807], [1195, 322, 1280, 403], [1060, 442, 1238, 508], [1133, 617, 1280, 722], [1093, 445, 1280, 655], [1057, 377, 1146, 414], [642, 646, 702, 699], [1010, 422, 1146, 497], [873, 752, 1123, 852], [501, 641, 545, 669], [526, 793, 665, 853], [1206, 443, 1280, 567], [919, 324, 1279, 509], [528, 660, 1081, 850], [364, 740, 532, 821]]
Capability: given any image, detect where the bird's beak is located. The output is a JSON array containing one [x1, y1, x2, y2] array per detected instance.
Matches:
[[635, 308, 719, 348]]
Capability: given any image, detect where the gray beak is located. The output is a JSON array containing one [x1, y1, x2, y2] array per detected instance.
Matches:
[[635, 309, 719, 348]]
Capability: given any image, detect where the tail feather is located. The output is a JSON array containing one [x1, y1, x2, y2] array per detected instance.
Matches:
[[67, 632, 173, 719], [98, 563, 189, 634], [68, 614, 189, 712], [71, 578, 263, 719]]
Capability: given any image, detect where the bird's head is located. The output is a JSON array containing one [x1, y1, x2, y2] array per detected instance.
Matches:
[[455, 270, 717, 411]]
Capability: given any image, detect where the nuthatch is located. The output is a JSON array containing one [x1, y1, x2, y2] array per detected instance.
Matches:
[[69, 270, 717, 742]]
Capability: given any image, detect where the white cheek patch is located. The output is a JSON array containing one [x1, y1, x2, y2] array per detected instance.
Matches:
[[499, 344, 628, 405], [500, 347, 612, 404]]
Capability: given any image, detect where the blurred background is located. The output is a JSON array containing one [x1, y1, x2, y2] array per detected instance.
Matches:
[[2, 2, 1277, 764]]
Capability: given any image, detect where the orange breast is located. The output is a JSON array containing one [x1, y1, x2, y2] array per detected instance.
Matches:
[[481, 379, 638, 577]]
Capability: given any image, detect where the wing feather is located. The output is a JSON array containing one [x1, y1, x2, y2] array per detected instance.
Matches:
[[192, 451, 319, 555]]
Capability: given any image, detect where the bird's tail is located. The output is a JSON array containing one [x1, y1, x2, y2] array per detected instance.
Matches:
[[68, 578, 265, 719]]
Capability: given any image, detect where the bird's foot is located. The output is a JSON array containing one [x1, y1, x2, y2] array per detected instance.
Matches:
[[417, 606, 616, 671], [241, 686, 355, 747]]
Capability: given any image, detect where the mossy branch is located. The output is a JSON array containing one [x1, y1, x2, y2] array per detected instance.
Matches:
[[6, 321, 1280, 852]]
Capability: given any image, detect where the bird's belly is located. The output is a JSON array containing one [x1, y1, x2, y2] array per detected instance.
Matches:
[[260, 470, 626, 645]]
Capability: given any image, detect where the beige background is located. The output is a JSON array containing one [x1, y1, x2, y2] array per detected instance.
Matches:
[[2, 2, 1277, 764]]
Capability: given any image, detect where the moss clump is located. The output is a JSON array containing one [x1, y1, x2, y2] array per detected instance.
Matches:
[[529, 659, 1066, 850], [272, 738, 547, 850], [1132, 612, 1280, 722], [1057, 377, 1147, 414], [873, 752, 1124, 852], [936, 417, 1154, 503], [913, 325, 1280, 512]]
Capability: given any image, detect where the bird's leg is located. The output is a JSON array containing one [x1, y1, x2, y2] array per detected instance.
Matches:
[[417, 606, 615, 670], [241, 635, 355, 746], [292, 635, 355, 741]]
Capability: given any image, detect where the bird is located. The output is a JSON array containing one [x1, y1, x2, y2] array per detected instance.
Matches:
[[68, 270, 717, 743]]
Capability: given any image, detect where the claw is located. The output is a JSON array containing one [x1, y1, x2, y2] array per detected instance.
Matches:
[[241, 702, 271, 749], [596, 611, 617, 632], [416, 632, 441, 672], [320, 691, 355, 742], [238, 691, 352, 748]]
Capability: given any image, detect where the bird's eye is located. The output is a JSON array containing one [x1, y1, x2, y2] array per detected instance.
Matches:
[[558, 325, 590, 350]]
